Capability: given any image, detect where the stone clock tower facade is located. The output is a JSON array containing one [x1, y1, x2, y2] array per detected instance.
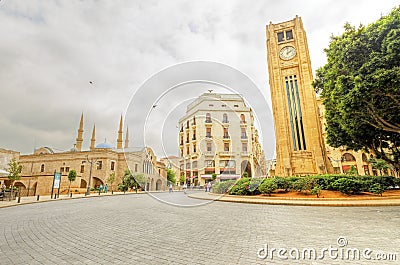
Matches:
[[266, 16, 332, 176]]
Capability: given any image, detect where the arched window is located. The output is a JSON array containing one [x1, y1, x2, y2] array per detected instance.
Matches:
[[206, 113, 211, 123], [40, 164, 45, 172], [223, 113, 228, 123], [342, 153, 356, 162]]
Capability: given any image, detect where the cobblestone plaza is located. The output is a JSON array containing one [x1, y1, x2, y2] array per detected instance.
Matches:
[[1, 192, 399, 264]]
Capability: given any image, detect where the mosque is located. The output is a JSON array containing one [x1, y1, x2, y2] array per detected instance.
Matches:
[[1, 114, 167, 196]]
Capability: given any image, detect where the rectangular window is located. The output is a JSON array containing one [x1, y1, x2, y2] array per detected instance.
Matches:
[[187, 146, 190, 154], [285, 30, 293, 40], [277, 32, 284, 42], [97, 161, 102, 170], [278, 30, 293, 42], [80, 165, 84, 173], [111, 161, 115, 171], [135, 164, 138, 172], [234, 104, 239, 107], [219, 160, 235, 168], [207, 143, 212, 152], [224, 143, 229, 152], [186, 162, 191, 169], [65, 167, 70, 173], [285, 75, 306, 151], [241, 128, 247, 139], [192, 161, 198, 169], [242, 143, 247, 152], [204, 160, 215, 167], [193, 144, 196, 153], [206, 128, 211, 138], [60, 167, 64, 173]]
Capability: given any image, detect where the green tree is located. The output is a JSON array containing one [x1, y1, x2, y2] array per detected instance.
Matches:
[[313, 7, 400, 176], [67, 170, 77, 195], [348, 165, 358, 175], [212, 173, 217, 181], [167, 168, 176, 184], [179, 175, 185, 185], [6, 158, 22, 199], [369, 158, 390, 175], [107, 172, 116, 194]]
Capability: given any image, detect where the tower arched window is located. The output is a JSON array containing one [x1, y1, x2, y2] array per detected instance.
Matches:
[[40, 164, 45, 172]]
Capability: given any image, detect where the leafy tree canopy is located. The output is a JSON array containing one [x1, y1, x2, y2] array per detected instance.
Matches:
[[314, 6, 400, 174]]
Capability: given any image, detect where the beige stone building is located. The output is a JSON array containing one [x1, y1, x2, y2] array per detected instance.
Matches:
[[0, 114, 167, 196], [178, 93, 267, 186]]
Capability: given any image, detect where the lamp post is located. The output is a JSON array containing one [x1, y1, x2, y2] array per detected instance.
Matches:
[[84, 155, 98, 196]]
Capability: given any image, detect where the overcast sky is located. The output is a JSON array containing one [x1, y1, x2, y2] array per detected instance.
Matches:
[[0, 0, 398, 159]]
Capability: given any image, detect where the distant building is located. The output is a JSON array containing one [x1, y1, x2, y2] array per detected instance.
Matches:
[[178, 93, 267, 186], [1, 114, 166, 195]]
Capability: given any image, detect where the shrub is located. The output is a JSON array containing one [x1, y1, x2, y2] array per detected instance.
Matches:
[[258, 178, 278, 196], [369, 183, 385, 196], [311, 185, 322, 198], [248, 178, 264, 195], [332, 178, 363, 195], [273, 177, 290, 191], [229, 178, 251, 195], [212, 180, 235, 194]]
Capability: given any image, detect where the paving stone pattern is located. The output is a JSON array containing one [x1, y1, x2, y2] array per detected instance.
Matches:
[[0, 192, 399, 264]]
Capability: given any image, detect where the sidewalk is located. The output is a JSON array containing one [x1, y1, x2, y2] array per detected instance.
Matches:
[[0, 191, 144, 209], [188, 192, 400, 207]]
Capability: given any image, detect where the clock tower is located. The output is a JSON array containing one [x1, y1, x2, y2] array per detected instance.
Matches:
[[266, 16, 332, 176]]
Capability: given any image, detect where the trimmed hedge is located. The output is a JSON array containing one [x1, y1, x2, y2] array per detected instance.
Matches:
[[226, 174, 398, 196]]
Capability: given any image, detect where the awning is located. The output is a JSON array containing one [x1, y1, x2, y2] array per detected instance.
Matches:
[[200, 174, 212, 179], [219, 175, 240, 180]]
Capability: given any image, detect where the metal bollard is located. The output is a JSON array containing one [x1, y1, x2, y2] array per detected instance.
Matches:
[[70, 192, 72, 198], [37, 195, 40, 201], [18, 195, 21, 203]]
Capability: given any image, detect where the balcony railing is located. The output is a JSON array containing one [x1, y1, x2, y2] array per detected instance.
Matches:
[[223, 135, 230, 139]]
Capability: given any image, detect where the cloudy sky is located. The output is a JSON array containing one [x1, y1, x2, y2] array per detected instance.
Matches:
[[0, 0, 398, 159]]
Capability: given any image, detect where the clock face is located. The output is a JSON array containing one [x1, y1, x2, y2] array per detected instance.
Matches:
[[279, 46, 296, 60]]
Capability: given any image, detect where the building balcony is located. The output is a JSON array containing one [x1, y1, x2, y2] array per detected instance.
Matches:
[[241, 152, 250, 156], [223, 135, 230, 141], [219, 151, 233, 157], [205, 135, 212, 139]]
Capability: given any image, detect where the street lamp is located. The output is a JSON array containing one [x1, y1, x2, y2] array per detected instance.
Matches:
[[83, 155, 98, 196]]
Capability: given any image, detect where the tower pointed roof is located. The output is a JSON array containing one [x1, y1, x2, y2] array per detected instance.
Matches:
[[124, 126, 129, 148], [90, 124, 96, 151], [76, 113, 84, 151], [117, 115, 123, 149]]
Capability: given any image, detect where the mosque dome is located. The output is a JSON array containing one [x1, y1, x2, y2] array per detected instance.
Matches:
[[96, 142, 113, 149]]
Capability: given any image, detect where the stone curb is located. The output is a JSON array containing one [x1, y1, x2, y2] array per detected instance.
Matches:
[[0, 191, 148, 209], [187, 193, 400, 207]]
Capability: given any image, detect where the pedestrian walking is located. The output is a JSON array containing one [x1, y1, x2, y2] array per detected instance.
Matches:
[[104, 184, 108, 193], [183, 183, 187, 194], [99, 184, 103, 193], [169, 183, 173, 193]]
